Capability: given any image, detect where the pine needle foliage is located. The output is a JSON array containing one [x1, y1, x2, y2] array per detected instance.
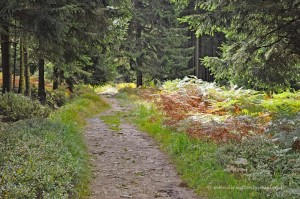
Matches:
[[173, 0, 300, 91]]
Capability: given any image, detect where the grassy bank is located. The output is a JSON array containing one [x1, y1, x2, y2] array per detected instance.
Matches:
[[0, 90, 109, 198]]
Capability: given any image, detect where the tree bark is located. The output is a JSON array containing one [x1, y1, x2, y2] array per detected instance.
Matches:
[[1, 24, 12, 93], [199, 36, 209, 81], [195, 35, 200, 78], [24, 38, 31, 96], [66, 77, 74, 93], [53, 66, 59, 90], [136, 70, 143, 87], [135, 24, 143, 87], [38, 58, 46, 103], [136, 54, 143, 87], [18, 38, 25, 94], [13, 40, 17, 91]]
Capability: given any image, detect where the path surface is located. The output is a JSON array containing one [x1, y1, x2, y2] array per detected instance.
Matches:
[[84, 95, 200, 199]]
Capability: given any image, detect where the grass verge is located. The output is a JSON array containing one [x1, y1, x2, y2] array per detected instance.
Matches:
[[100, 114, 121, 131], [0, 91, 109, 198]]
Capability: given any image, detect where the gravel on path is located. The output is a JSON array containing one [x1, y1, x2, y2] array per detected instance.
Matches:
[[84, 95, 201, 199]]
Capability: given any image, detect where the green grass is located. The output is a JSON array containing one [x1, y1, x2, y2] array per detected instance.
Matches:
[[100, 114, 121, 131], [0, 90, 110, 198], [127, 101, 263, 199]]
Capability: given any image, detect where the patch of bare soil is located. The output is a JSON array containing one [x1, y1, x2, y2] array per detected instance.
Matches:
[[84, 95, 200, 199]]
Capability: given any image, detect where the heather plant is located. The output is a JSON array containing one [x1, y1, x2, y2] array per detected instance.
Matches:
[[0, 119, 77, 198], [0, 93, 50, 122]]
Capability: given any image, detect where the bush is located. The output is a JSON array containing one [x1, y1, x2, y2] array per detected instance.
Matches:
[[265, 114, 300, 151], [47, 88, 70, 108], [0, 93, 50, 122]]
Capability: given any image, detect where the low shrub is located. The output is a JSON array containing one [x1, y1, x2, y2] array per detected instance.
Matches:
[[0, 93, 50, 122], [266, 114, 300, 151], [47, 88, 70, 108]]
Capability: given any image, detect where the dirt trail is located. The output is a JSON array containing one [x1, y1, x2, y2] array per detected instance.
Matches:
[[84, 95, 200, 199]]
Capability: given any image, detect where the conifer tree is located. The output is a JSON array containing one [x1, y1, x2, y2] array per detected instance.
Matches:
[[18, 37, 25, 94], [0, 0, 122, 92], [0, 0, 13, 93], [175, 0, 300, 90], [122, 0, 192, 86]]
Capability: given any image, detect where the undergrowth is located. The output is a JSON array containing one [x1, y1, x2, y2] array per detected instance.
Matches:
[[0, 87, 109, 198], [0, 93, 50, 122]]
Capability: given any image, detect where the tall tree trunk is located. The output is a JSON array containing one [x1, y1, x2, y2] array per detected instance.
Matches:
[[24, 38, 31, 96], [135, 24, 143, 87], [66, 77, 74, 93], [1, 24, 12, 93], [199, 36, 207, 81], [12, 19, 17, 90], [136, 70, 143, 87], [18, 38, 25, 94], [13, 40, 17, 91], [210, 37, 217, 82], [195, 35, 200, 78], [53, 66, 59, 90], [38, 58, 46, 103], [188, 30, 195, 72], [136, 55, 143, 87]]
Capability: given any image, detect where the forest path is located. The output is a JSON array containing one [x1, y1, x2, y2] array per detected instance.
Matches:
[[84, 95, 200, 199]]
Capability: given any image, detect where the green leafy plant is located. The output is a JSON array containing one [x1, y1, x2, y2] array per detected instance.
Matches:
[[47, 88, 70, 108], [0, 93, 50, 122]]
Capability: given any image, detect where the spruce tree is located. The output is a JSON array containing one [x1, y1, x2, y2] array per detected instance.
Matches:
[[1, 23, 12, 93], [122, 0, 192, 86], [176, 0, 300, 90]]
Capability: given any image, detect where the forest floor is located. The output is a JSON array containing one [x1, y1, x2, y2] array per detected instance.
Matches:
[[84, 95, 200, 199]]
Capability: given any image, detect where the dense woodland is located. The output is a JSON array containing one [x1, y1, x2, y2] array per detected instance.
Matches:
[[1, 0, 300, 97], [1, 0, 300, 198]]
